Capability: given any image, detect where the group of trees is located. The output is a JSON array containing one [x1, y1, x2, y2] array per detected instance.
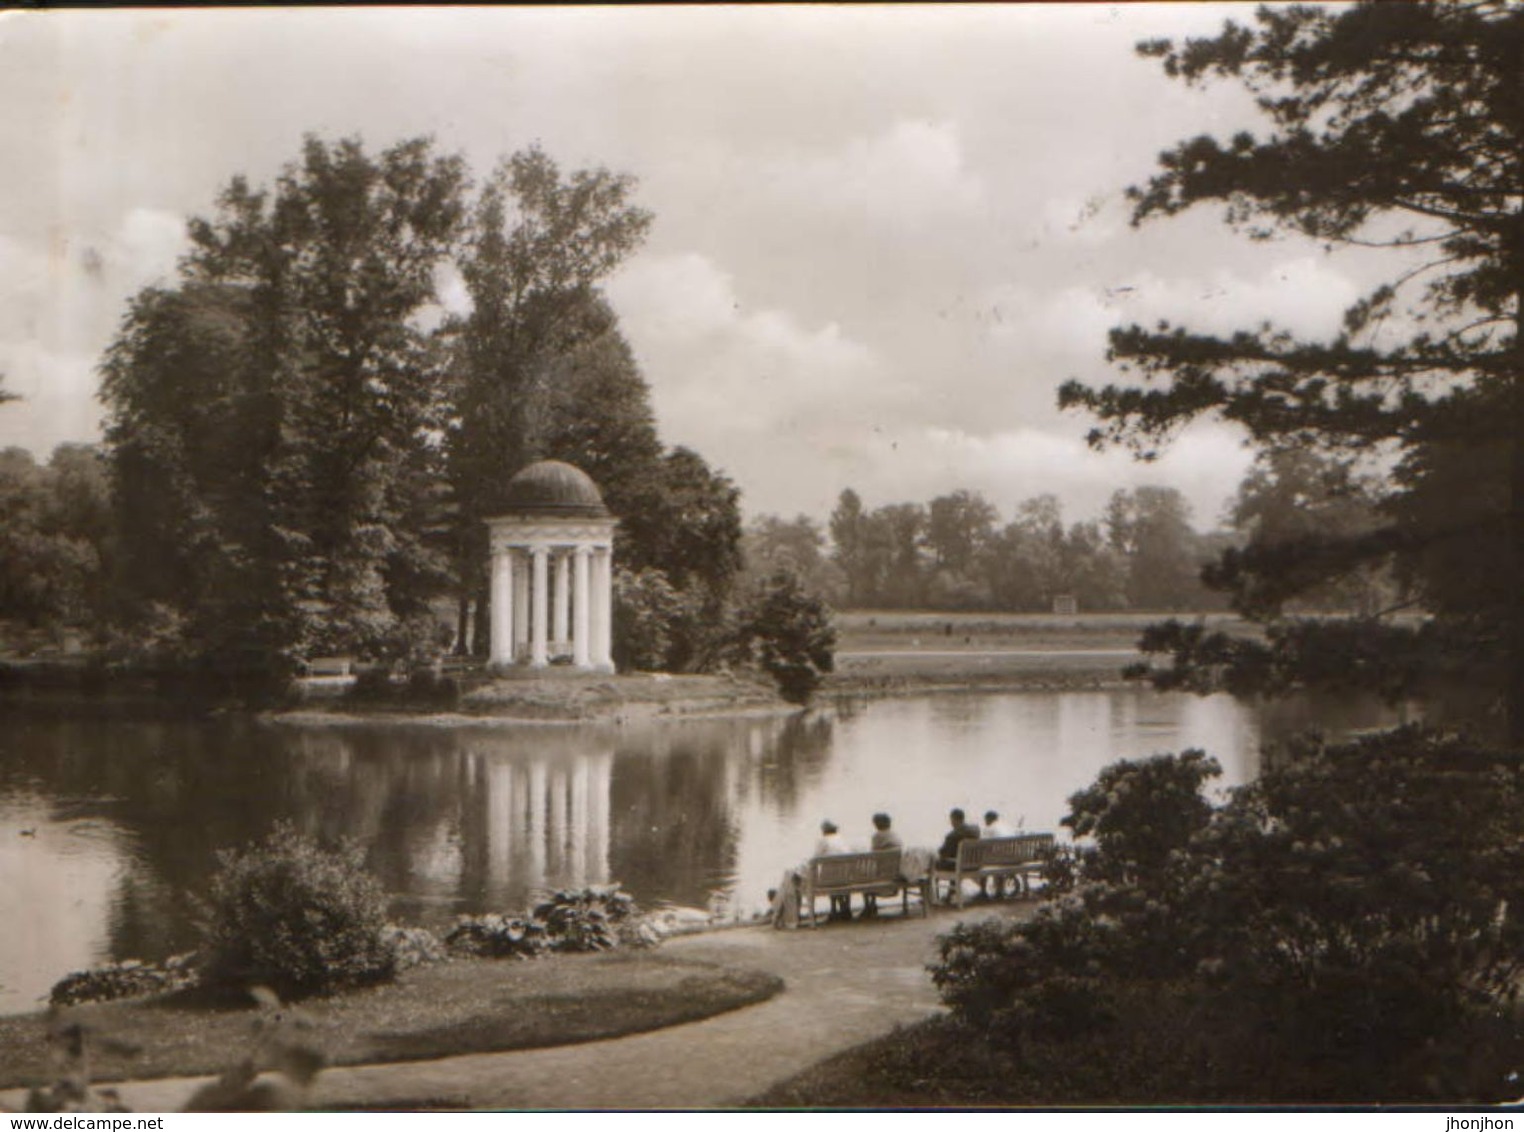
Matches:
[[90, 135, 743, 681], [0, 443, 111, 646], [1060, 0, 1524, 741], [0, 136, 835, 702], [739, 468, 1380, 617]]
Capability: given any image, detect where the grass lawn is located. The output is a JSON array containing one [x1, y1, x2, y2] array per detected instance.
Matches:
[[834, 610, 1250, 653], [0, 952, 781, 1092]]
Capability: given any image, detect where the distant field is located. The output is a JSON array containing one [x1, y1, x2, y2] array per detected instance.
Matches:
[[834, 610, 1248, 654]]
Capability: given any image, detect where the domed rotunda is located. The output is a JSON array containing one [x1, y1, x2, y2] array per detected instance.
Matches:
[[485, 460, 616, 672]]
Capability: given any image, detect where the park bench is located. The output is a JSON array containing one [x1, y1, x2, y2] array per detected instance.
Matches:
[[932, 833, 1055, 908], [302, 656, 354, 678], [800, 849, 928, 928]]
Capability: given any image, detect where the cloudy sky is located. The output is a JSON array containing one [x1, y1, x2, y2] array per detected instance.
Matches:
[[0, 4, 1376, 530]]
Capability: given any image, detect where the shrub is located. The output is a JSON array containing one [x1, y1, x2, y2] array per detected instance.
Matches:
[[346, 666, 396, 702], [1061, 749, 1220, 887], [735, 571, 837, 704], [381, 924, 447, 972], [930, 729, 1524, 1101], [49, 954, 199, 1007], [444, 914, 550, 960], [611, 567, 712, 672], [403, 667, 461, 709], [533, 885, 639, 952], [199, 822, 395, 999], [444, 885, 655, 958]]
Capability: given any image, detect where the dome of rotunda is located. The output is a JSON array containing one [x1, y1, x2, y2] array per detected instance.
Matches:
[[499, 460, 610, 518]]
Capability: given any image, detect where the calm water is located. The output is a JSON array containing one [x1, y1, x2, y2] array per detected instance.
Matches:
[[0, 689, 1398, 1014]]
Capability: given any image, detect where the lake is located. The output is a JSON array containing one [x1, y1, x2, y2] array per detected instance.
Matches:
[[0, 687, 1399, 1015]]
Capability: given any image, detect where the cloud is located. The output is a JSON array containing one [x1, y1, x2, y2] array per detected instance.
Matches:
[[753, 119, 987, 228], [609, 251, 896, 440]]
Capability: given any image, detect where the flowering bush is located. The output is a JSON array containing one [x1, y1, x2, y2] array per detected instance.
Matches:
[[1060, 749, 1220, 887], [931, 731, 1524, 1100]]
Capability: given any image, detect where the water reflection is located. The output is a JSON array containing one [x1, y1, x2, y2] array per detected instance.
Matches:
[[0, 688, 1398, 1014]]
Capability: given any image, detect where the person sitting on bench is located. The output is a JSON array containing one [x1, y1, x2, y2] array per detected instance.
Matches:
[[937, 807, 981, 869], [814, 820, 854, 920], [980, 809, 1016, 898], [861, 812, 902, 918]]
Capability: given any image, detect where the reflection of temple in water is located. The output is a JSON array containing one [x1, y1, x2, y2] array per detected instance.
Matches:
[[474, 747, 613, 894]]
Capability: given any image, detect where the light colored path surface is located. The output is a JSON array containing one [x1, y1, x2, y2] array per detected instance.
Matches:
[[4, 902, 1032, 1112]]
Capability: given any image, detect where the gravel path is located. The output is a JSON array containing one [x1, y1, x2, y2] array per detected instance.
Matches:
[[5, 901, 1033, 1111]]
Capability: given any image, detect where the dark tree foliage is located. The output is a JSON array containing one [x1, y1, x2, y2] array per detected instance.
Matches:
[[739, 513, 843, 603], [737, 571, 838, 704], [104, 137, 468, 670], [0, 445, 112, 639], [98, 134, 741, 678], [1058, 2, 1524, 738], [614, 446, 743, 597], [933, 732, 1524, 1102], [445, 150, 654, 646]]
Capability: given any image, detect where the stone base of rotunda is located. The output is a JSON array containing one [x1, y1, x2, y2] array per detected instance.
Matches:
[[486, 661, 616, 680]]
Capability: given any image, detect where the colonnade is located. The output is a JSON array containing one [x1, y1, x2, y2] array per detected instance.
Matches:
[[485, 518, 616, 671]]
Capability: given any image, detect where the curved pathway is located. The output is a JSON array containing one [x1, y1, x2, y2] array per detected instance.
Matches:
[[5, 902, 1032, 1111]]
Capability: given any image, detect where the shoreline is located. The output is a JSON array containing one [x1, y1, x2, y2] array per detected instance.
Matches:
[[0, 652, 1143, 727]]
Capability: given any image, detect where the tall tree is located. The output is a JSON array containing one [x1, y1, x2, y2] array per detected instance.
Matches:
[[926, 489, 999, 575], [1059, 2, 1524, 737], [740, 513, 841, 602], [1105, 486, 1205, 611], [446, 148, 653, 645], [105, 136, 469, 667], [829, 489, 870, 606], [1223, 446, 1390, 615]]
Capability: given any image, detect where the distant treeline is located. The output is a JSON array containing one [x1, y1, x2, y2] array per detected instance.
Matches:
[[741, 450, 1391, 616]]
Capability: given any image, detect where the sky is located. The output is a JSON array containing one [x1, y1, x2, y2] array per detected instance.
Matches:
[[0, 4, 1379, 531]]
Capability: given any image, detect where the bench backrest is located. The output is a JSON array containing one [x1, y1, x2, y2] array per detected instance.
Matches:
[[808, 849, 902, 888], [957, 833, 1054, 869]]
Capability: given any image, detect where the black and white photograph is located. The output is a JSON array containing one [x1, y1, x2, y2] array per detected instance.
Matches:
[[1, 1, 1522, 1113]]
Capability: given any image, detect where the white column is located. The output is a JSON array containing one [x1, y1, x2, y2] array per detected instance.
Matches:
[[573, 546, 591, 669], [530, 545, 550, 668], [593, 546, 614, 671], [490, 544, 514, 666], [553, 550, 571, 650], [513, 550, 529, 654]]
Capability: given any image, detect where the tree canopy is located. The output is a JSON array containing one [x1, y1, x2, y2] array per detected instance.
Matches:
[[98, 134, 740, 675], [1058, 1, 1524, 740]]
